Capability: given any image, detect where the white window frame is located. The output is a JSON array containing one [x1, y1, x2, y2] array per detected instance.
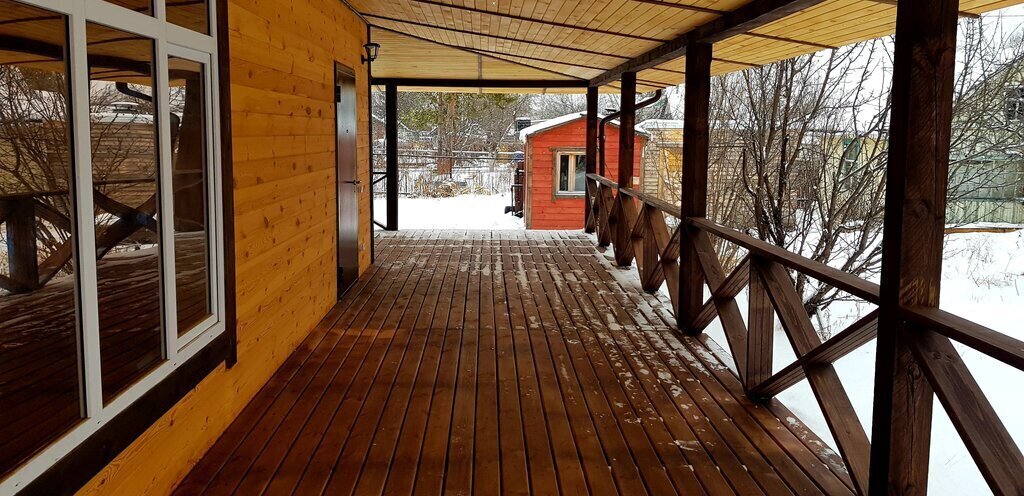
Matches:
[[0, 0, 224, 492], [553, 149, 587, 197]]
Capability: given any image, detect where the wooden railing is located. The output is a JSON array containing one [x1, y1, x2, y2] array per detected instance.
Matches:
[[585, 173, 1024, 495], [1, 179, 160, 294]]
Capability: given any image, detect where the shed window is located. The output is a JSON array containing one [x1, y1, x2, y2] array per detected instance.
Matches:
[[0, 0, 224, 488], [556, 152, 586, 194]]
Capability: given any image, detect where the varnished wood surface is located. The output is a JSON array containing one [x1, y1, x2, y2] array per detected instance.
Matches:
[[354, 0, 1020, 93], [177, 230, 853, 496]]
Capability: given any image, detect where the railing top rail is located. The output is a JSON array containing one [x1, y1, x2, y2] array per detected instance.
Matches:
[[586, 173, 619, 189], [902, 305, 1024, 371], [619, 186, 682, 219], [0, 177, 158, 201], [587, 174, 682, 218], [687, 217, 881, 303]]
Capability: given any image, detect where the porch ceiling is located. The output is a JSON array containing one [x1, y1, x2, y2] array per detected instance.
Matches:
[[354, 0, 1020, 93]]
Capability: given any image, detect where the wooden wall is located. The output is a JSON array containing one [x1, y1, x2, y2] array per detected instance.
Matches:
[[76, 0, 370, 494], [525, 118, 644, 230]]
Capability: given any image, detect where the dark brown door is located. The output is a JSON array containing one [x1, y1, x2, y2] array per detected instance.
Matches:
[[335, 63, 359, 297]]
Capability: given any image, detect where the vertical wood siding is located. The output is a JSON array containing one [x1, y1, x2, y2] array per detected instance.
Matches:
[[76, 1, 370, 494]]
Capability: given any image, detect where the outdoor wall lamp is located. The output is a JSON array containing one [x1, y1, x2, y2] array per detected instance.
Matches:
[[362, 42, 380, 64]]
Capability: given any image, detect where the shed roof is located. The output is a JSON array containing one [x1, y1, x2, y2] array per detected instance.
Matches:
[[354, 0, 1021, 94], [520, 112, 651, 141]]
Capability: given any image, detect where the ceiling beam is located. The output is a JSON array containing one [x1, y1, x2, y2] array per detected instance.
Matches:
[[629, 0, 725, 15], [865, 0, 980, 18], [371, 25, 679, 88], [406, 0, 669, 42], [363, 13, 632, 60], [371, 26, 586, 81], [367, 13, 690, 78], [371, 77, 590, 88], [746, 32, 837, 50], [590, 0, 829, 86]]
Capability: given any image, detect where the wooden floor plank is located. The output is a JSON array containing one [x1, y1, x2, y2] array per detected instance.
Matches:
[[176, 230, 853, 496], [184, 242, 416, 495]]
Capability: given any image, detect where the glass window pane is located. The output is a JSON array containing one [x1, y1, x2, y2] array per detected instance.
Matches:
[[574, 154, 586, 192], [0, 1, 82, 478], [87, 23, 163, 403], [104, 0, 153, 16], [168, 0, 210, 34], [168, 57, 211, 336], [558, 154, 569, 192]]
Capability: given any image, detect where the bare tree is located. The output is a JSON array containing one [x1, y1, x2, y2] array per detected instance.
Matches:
[[694, 14, 1024, 321]]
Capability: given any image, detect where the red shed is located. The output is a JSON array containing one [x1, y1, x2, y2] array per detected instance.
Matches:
[[519, 113, 648, 230]]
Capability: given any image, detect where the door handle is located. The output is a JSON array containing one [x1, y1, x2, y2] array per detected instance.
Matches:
[[343, 180, 362, 185]]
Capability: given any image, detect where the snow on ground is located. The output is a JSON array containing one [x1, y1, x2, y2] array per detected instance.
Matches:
[[374, 193, 524, 230], [699, 229, 1024, 496]]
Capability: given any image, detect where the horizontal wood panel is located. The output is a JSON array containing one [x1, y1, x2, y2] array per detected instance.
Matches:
[[75, 0, 372, 494]]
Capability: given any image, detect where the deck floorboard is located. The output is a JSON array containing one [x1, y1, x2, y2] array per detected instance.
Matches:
[[177, 230, 854, 496]]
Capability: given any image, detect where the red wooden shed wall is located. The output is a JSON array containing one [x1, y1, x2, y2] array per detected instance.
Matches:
[[524, 118, 645, 230]]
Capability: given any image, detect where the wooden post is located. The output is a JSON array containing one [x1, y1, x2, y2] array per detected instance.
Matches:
[[585, 86, 599, 232], [746, 261, 773, 391], [385, 82, 398, 231], [869, 0, 957, 493], [6, 198, 39, 292], [679, 42, 711, 331], [617, 73, 636, 188]]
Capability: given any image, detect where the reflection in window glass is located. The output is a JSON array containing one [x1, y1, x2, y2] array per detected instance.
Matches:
[[557, 152, 586, 193], [558, 154, 570, 192], [167, 0, 210, 34], [574, 154, 586, 192], [168, 57, 211, 336], [104, 0, 153, 16], [0, 1, 81, 479], [87, 23, 163, 403]]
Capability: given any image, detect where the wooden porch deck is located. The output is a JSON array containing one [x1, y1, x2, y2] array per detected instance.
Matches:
[[177, 230, 853, 495]]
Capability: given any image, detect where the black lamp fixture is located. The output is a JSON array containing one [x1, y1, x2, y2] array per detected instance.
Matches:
[[362, 42, 380, 64]]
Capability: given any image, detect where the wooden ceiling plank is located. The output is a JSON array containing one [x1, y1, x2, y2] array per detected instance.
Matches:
[[629, 0, 726, 15], [591, 0, 832, 86], [371, 77, 589, 88], [407, 0, 671, 42], [371, 25, 585, 81]]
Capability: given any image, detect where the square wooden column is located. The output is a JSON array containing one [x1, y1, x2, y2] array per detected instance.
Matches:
[[617, 73, 636, 188], [585, 86, 599, 232], [869, 0, 958, 493], [385, 82, 398, 231], [679, 42, 711, 331]]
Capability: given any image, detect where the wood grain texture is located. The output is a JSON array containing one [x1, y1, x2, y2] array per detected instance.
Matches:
[[869, 0, 956, 492], [176, 230, 853, 496], [75, 1, 371, 494], [347, 0, 1023, 92]]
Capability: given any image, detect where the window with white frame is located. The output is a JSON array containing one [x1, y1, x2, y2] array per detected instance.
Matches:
[[555, 151, 586, 195], [0, 0, 223, 490]]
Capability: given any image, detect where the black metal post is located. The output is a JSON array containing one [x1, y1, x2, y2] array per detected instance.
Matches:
[[385, 82, 398, 231]]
